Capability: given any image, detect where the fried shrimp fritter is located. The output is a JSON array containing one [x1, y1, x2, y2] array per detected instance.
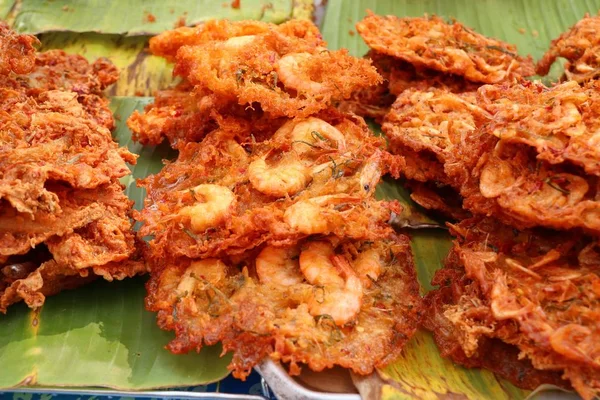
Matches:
[[0, 27, 144, 312], [424, 218, 600, 400], [131, 19, 382, 146], [146, 234, 421, 379], [137, 111, 401, 261], [356, 13, 534, 84], [478, 79, 600, 175], [537, 13, 600, 83], [0, 22, 38, 75], [383, 84, 600, 233], [161, 19, 380, 115]]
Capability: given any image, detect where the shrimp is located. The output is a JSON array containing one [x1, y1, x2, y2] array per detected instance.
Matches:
[[353, 248, 383, 288], [176, 258, 227, 297], [275, 53, 325, 94], [178, 184, 236, 233], [221, 35, 256, 50], [299, 241, 344, 286], [299, 241, 363, 325], [290, 117, 347, 155], [255, 245, 304, 286], [248, 157, 311, 197], [284, 194, 359, 234]]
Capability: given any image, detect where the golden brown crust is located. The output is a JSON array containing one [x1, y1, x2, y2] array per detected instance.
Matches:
[[422, 218, 600, 399], [537, 13, 600, 82], [0, 23, 38, 76], [356, 13, 534, 84], [477, 79, 600, 176], [136, 111, 398, 261], [0, 25, 143, 312], [146, 235, 421, 379]]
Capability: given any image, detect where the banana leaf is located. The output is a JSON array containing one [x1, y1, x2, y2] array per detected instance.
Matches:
[[0, 0, 14, 20], [8, 0, 297, 35]]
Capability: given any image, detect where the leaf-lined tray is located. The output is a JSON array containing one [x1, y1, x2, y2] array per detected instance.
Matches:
[[1, 0, 599, 398]]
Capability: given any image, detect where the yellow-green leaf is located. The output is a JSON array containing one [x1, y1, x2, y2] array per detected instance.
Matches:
[[10, 0, 296, 35]]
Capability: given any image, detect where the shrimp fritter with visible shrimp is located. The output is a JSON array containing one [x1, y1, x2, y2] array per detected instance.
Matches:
[[157, 20, 380, 117], [537, 13, 600, 83], [382, 84, 600, 233], [477, 79, 600, 176], [136, 111, 402, 261], [424, 217, 600, 400], [356, 13, 534, 84], [146, 234, 422, 379]]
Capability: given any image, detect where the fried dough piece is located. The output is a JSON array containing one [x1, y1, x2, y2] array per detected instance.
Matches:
[[422, 249, 569, 391], [537, 13, 600, 82], [0, 89, 135, 215], [0, 22, 38, 75], [383, 86, 600, 232], [0, 182, 145, 312], [146, 234, 421, 379], [137, 111, 401, 261], [338, 51, 479, 121], [424, 218, 600, 399], [0, 24, 142, 311], [356, 13, 534, 84], [169, 19, 381, 118], [478, 80, 600, 175]]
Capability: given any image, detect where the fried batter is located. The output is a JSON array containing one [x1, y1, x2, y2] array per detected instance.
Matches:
[[383, 85, 600, 233], [478, 79, 600, 175], [356, 13, 534, 84], [0, 22, 38, 75], [0, 27, 144, 311], [424, 218, 600, 400], [537, 13, 600, 83], [422, 249, 569, 391], [146, 234, 421, 379], [171, 19, 381, 119], [136, 111, 401, 261]]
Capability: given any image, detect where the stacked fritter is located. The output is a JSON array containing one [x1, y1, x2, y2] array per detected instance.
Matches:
[[0, 24, 145, 313], [352, 12, 600, 398], [131, 19, 423, 379]]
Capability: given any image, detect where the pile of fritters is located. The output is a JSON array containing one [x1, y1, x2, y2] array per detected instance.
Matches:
[[128, 19, 382, 148], [0, 24, 144, 312], [352, 12, 600, 398], [132, 19, 423, 379]]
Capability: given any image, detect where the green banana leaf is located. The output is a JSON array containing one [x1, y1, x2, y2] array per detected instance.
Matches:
[[0, 0, 14, 20], [8, 0, 295, 34]]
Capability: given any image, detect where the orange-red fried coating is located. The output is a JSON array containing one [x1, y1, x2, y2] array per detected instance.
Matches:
[[0, 22, 38, 75], [382, 85, 600, 233], [537, 13, 600, 82], [478, 79, 600, 175], [424, 218, 600, 400], [356, 13, 534, 84], [0, 27, 144, 312], [422, 249, 569, 391], [146, 235, 421, 378], [136, 110, 401, 261]]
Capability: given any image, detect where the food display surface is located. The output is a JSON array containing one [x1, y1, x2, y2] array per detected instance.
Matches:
[[1, 0, 600, 399]]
